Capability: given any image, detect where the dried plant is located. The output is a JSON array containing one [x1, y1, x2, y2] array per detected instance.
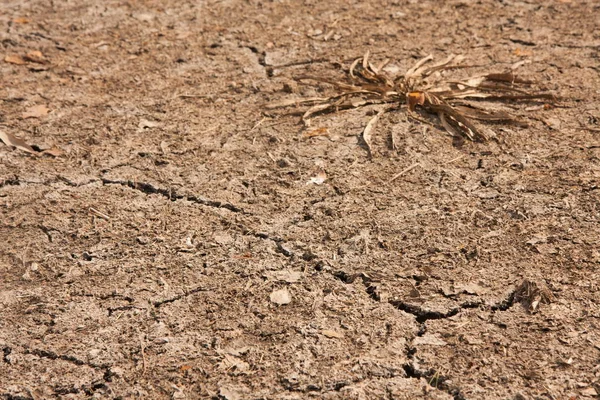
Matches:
[[266, 52, 555, 144], [514, 279, 555, 313]]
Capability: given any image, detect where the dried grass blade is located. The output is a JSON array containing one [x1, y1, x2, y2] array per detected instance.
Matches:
[[388, 163, 420, 183], [362, 108, 385, 154], [296, 75, 361, 91], [0, 129, 36, 154], [478, 93, 556, 101], [440, 91, 495, 100], [429, 104, 485, 141], [485, 73, 533, 84], [438, 112, 460, 138], [350, 58, 361, 78], [474, 82, 532, 94], [265, 97, 331, 109], [362, 50, 371, 70], [452, 105, 514, 121], [405, 54, 433, 79], [303, 103, 336, 121], [373, 58, 390, 75], [419, 54, 465, 77]]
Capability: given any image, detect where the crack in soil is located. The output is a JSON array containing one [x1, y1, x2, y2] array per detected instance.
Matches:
[[331, 269, 515, 399], [490, 290, 516, 311], [401, 321, 467, 400], [0, 176, 100, 189], [102, 178, 244, 213], [0, 177, 20, 189], [24, 348, 109, 369], [102, 177, 289, 252], [397, 290, 517, 400], [16, 347, 113, 396], [390, 300, 483, 324], [330, 268, 469, 397], [107, 305, 146, 316], [153, 285, 212, 307]]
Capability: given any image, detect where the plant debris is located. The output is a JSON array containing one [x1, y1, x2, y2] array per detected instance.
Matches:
[[4, 54, 27, 65], [23, 50, 48, 64], [267, 52, 555, 146], [514, 279, 555, 313], [0, 129, 36, 154]]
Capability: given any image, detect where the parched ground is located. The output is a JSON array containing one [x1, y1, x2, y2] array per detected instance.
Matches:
[[1, 0, 600, 399]]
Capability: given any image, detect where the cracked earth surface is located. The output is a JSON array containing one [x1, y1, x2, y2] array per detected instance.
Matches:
[[1, 0, 600, 399]]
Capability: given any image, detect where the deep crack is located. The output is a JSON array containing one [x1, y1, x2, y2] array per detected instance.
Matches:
[[0, 177, 20, 189], [18, 347, 112, 397], [331, 269, 475, 398], [490, 290, 516, 311], [26, 348, 86, 366], [390, 300, 482, 323], [102, 178, 243, 213], [24, 347, 110, 373]]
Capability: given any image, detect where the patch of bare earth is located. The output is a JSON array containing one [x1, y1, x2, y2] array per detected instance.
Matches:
[[1, 0, 600, 399]]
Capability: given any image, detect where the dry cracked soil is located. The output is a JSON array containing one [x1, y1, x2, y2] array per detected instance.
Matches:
[[1, 0, 600, 399]]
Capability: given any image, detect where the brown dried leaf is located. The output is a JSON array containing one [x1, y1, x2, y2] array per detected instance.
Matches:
[[23, 50, 47, 64], [22, 104, 50, 119], [302, 127, 329, 139], [218, 354, 249, 374], [514, 48, 533, 57], [0, 130, 36, 154], [349, 57, 361, 78], [5, 54, 27, 65], [430, 103, 485, 141]]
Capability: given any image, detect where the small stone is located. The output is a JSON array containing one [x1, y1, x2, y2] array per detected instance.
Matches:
[[213, 232, 233, 245], [581, 387, 598, 397], [270, 288, 291, 305], [88, 348, 101, 358], [321, 330, 344, 339]]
